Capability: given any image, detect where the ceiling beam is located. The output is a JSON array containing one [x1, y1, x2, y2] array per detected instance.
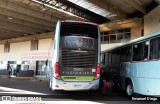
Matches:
[[45, 0, 109, 23], [133, 0, 145, 7], [0, 29, 26, 39], [146, 0, 159, 13], [88, 0, 127, 18], [0, 32, 54, 44], [0, 14, 54, 32], [15, 0, 84, 22], [0, 7, 55, 28], [14, 0, 67, 19], [0, 29, 26, 36], [121, 0, 146, 14], [0, 20, 46, 34], [0, 14, 54, 31], [129, 1, 159, 18], [0, 0, 60, 22]]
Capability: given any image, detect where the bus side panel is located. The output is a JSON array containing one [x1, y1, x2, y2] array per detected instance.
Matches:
[[49, 21, 61, 90], [132, 77, 145, 95], [144, 78, 160, 95], [133, 77, 160, 95], [136, 61, 160, 79], [136, 60, 160, 95], [53, 21, 61, 65], [126, 60, 160, 95]]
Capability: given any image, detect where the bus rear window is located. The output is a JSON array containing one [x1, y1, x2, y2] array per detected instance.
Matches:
[[60, 22, 98, 39]]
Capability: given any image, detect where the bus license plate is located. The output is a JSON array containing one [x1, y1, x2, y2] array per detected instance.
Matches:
[[73, 83, 82, 88]]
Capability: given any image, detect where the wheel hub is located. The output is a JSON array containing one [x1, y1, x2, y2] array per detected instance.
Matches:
[[127, 85, 133, 96]]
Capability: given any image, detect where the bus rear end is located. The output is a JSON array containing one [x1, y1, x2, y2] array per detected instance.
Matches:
[[51, 20, 100, 91]]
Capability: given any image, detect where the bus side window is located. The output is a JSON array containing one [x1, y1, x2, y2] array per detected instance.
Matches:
[[158, 38, 160, 58], [133, 43, 142, 61], [143, 41, 149, 61], [101, 54, 104, 64], [105, 53, 108, 66], [150, 38, 159, 60]]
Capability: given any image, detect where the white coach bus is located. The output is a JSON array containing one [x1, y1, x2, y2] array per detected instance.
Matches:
[[101, 32, 160, 97], [47, 20, 101, 91]]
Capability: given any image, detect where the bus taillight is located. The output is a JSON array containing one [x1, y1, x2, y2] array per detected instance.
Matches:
[[54, 62, 62, 80], [93, 23, 98, 26], [61, 20, 65, 22], [77, 21, 84, 23], [93, 64, 100, 80]]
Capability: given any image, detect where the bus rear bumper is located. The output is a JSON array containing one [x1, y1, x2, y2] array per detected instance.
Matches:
[[51, 79, 99, 91]]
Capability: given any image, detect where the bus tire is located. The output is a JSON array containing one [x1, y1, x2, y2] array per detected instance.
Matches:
[[49, 80, 56, 93], [49, 80, 52, 91], [125, 80, 134, 97]]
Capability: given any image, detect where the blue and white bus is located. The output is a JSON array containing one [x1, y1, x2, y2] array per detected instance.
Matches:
[[101, 32, 160, 97], [47, 20, 101, 91]]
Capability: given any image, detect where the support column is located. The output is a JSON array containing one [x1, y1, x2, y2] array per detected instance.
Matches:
[[31, 39, 38, 51], [131, 26, 141, 40], [4, 43, 10, 53], [30, 39, 38, 78]]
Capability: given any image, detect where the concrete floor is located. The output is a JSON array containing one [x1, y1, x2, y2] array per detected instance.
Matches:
[[0, 78, 159, 104]]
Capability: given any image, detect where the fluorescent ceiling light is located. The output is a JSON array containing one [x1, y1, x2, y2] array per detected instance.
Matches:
[[67, 0, 117, 17]]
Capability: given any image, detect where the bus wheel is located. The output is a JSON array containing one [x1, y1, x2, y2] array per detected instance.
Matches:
[[126, 80, 134, 97], [49, 80, 52, 91]]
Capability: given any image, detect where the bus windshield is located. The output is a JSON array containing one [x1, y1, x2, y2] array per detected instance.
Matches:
[[60, 22, 98, 38], [60, 22, 98, 50]]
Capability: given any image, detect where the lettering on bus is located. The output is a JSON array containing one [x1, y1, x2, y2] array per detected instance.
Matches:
[[73, 68, 83, 71], [62, 71, 93, 75]]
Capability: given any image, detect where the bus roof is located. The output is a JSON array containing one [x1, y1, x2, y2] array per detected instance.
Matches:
[[59, 20, 98, 26], [102, 31, 160, 53]]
